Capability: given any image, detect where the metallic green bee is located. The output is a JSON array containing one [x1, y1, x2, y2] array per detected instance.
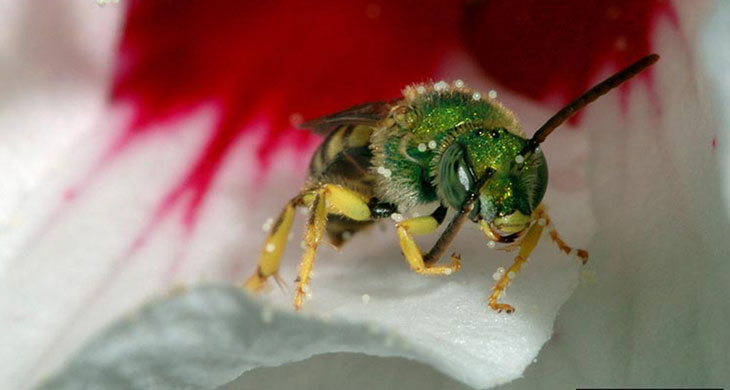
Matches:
[[245, 54, 659, 313]]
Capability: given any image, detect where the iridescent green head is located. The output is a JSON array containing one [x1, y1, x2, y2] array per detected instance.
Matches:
[[436, 120, 547, 242], [401, 85, 548, 242], [424, 55, 660, 242]]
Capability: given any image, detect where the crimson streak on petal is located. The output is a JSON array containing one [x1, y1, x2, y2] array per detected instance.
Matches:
[[76, 0, 675, 273], [110, 0, 463, 234], [464, 0, 676, 115]]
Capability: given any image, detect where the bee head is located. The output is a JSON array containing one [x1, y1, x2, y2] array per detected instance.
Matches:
[[435, 54, 659, 243], [437, 127, 547, 242]]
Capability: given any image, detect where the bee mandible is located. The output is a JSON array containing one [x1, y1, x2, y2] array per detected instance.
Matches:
[[245, 54, 659, 313]]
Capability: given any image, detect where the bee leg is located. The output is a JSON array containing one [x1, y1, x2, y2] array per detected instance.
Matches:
[[294, 184, 372, 310], [396, 206, 460, 275], [293, 190, 327, 309], [244, 196, 302, 293], [537, 206, 589, 264], [487, 217, 545, 313]]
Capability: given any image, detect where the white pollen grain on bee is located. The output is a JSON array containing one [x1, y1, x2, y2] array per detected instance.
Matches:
[[515, 155, 524, 164], [361, 294, 371, 304], [492, 271, 502, 281], [428, 140, 437, 149], [265, 243, 276, 252], [382, 168, 392, 178], [472, 92, 481, 101], [417, 143, 427, 152], [507, 271, 516, 279], [391, 213, 404, 222], [434, 80, 448, 91], [454, 79, 464, 88], [488, 89, 498, 99], [537, 218, 546, 226], [416, 85, 426, 94], [487, 240, 496, 249], [262, 217, 274, 232], [444, 268, 452, 275]]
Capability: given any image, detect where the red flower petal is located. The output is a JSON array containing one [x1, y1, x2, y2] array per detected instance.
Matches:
[[463, 0, 676, 110], [79, 0, 675, 259], [109, 0, 463, 230]]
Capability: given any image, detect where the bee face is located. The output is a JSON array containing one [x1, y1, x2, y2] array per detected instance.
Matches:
[[437, 126, 548, 242], [477, 145, 548, 241]]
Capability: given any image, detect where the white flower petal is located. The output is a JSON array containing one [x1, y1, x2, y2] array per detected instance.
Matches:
[[495, 6, 730, 388], [6, 2, 729, 390]]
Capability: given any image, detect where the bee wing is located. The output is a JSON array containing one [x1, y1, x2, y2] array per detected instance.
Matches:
[[300, 100, 396, 135]]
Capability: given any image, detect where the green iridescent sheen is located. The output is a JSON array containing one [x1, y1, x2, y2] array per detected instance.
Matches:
[[381, 91, 504, 202], [378, 87, 548, 220]]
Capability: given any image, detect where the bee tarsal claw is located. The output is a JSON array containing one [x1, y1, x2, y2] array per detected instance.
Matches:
[[489, 302, 515, 314]]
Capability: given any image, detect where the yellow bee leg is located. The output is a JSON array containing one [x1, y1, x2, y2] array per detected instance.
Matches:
[[537, 206, 589, 264], [293, 190, 328, 310], [244, 197, 300, 292], [488, 218, 544, 313], [293, 184, 372, 310], [396, 207, 460, 275], [320, 184, 372, 221]]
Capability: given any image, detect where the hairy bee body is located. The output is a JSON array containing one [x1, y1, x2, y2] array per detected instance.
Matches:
[[306, 123, 380, 246], [245, 53, 657, 313], [307, 123, 377, 198], [305, 82, 546, 245]]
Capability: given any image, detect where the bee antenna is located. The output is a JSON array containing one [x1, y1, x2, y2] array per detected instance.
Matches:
[[523, 53, 660, 154]]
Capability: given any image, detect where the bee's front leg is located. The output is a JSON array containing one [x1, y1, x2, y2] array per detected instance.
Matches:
[[396, 206, 462, 275], [487, 216, 545, 313]]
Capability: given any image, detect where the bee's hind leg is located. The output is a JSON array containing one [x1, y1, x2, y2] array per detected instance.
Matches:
[[294, 184, 373, 309], [244, 195, 303, 293], [292, 190, 326, 309]]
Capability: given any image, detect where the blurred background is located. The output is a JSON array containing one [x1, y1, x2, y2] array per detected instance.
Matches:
[[1, 1, 729, 389]]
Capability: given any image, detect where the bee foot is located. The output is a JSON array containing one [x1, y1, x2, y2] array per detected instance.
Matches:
[[293, 284, 312, 311], [488, 301, 515, 314], [243, 273, 266, 293], [576, 249, 589, 265]]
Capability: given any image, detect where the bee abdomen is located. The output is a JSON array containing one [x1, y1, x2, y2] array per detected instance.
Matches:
[[309, 124, 374, 181]]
